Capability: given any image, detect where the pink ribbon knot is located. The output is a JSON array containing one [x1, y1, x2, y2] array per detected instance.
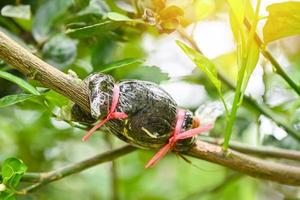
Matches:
[[82, 84, 128, 142], [145, 109, 212, 168]]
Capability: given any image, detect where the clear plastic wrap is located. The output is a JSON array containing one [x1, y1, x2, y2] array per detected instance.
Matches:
[[72, 73, 195, 150]]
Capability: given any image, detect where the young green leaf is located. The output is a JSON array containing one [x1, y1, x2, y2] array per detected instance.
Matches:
[[241, 43, 259, 93], [106, 12, 132, 21], [177, 41, 228, 113], [263, 2, 300, 43], [0, 71, 40, 95], [1, 4, 31, 20], [66, 21, 119, 38], [100, 58, 144, 73], [0, 94, 37, 108], [226, 0, 245, 26], [1, 158, 27, 189], [106, 12, 144, 23], [176, 41, 221, 93], [123, 66, 169, 84], [223, 0, 261, 149]]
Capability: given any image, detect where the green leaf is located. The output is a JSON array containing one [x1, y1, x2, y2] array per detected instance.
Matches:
[[241, 43, 259, 93], [106, 12, 132, 21], [1, 4, 31, 20], [33, 0, 73, 42], [223, 0, 261, 150], [42, 34, 77, 69], [240, 0, 260, 94], [0, 191, 15, 200], [263, 2, 300, 43], [44, 90, 69, 107], [0, 71, 40, 95], [124, 66, 169, 84], [106, 12, 144, 24], [77, 0, 109, 16], [0, 94, 37, 108], [193, 0, 215, 21], [226, 0, 245, 26], [176, 41, 221, 93], [66, 21, 119, 38], [100, 58, 144, 72], [1, 158, 27, 188]]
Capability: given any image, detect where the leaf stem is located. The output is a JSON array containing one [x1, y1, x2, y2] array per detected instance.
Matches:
[[223, 68, 245, 150], [223, 0, 261, 150]]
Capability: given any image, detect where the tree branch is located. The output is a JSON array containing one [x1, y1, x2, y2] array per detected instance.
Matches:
[[1, 30, 300, 186], [0, 31, 90, 112], [201, 136, 300, 162], [18, 145, 136, 194], [186, 141, 300, 186]]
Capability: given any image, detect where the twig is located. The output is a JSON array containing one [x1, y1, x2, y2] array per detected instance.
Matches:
[[201, 136, 300, 162], [18, 145, 136, 194], [1, 30, 300, 186], [105, 134, 120, 200]]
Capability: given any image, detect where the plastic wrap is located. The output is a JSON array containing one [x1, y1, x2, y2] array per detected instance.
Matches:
[[72, 73, 195, 150]]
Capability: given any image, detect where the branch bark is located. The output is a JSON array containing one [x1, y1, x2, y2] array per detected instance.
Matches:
[[201, 136, 300, 162], [0, 31, 90, 112], [18, 145, 136, 194], [186, 141, 300, 186], [1, 30, 300, 186]]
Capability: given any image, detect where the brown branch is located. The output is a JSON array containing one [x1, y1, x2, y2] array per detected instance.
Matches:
[[18, 145, 136, 194], [1, 30, 300, 186], [201, 136, 300, 162], [0, 31, 90, 112], [186, 140, 300, 186]]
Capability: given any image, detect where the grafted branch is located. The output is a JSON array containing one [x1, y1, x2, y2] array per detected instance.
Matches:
[[1, 30, 300, 186], [0, 31, 90, 112]]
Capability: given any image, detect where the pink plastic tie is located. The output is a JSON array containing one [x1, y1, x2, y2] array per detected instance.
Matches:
[[145, 109, 212, 168], [82, 84, 128, 142]]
